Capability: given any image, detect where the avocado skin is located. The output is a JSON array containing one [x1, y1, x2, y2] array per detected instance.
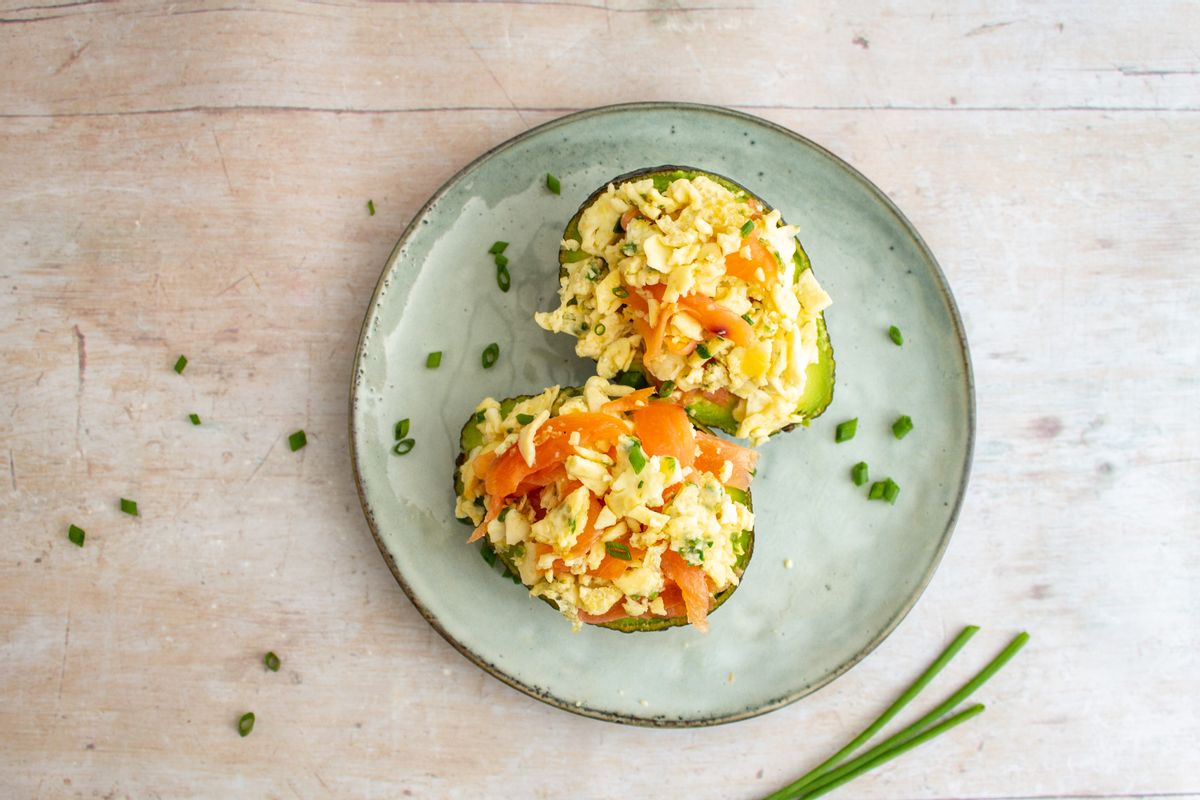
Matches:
[[557, 165, 836, 438], [454, 388, 754, 633]]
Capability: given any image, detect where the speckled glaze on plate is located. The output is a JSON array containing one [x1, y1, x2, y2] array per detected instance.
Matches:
[[349, 102, 973, 727]]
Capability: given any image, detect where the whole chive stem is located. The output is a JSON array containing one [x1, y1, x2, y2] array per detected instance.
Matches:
[[766, 626, 979, 799], [799, 704, 986, 800]]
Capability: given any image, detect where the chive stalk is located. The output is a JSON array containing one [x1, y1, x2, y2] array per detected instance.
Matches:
[[120, 498, 138, 516], [546, 173, 561, 194], [237, 712, 255, 737], [893, 415, 913, 439], [888, 325, 903, 346], [189, 413, 201, 426], [740, 220, 755, 237], [835, 418, 857, 443], [426, 351, 442, 369], [68, 524, 85, 547], [605, 542, 632, 561], [288, 430, 307, 452], [851, 461, 868, 486], [481, 343, 499, 369], [394, 419, 410, 440], [264, 651, 281, 672], [173, 355, 188, 374], [392, 439, 415, 456]]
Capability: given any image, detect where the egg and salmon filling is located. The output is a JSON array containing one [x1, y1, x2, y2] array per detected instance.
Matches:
[[456, 377, 757, 631], [535, 174, 832, 443]]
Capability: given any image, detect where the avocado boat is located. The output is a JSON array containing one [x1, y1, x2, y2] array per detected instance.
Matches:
[[453, 378, 757, 633], [535, 166, 834, 443]]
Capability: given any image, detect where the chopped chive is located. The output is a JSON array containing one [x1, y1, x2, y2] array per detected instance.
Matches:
[[615, 369, 647, 389], [546, 173, 561, 194], [496, 263, 511, 292], [494, 253, 508, 268], [888, 325, 903, 346], [883, 478, 901, 504], [835, 418, 858, 443], [426, 351, 442, 369], [851, 461, 869, 486], [740, 220, 755, 237], [288, 430, 307, 452], [119, 498, 138, 517], [237, 712, 255, 738], [189, 413, 201, 426], [489, 241, 508, 255], [367, 199, 375, 216], [656, 380, 675, 398], [392, 438, 415, 456], [620, 242, 637, 256], [741, 312, 754, 325], [594, 323, 606, 335], [394, 418, 410, 440], [612, 286, 629, 299], [68, 524, 85, 547], [264, 651, 281, 672], [605, 541, 632, 561], [696, 342, 712, 359], [627, 439, 647, 474], [516, 413, 534, 425], [173, 355, 188, 374], [867, 481, 886, 500], [892, 415, 914, 439], [481, 342, 499, 369], [480, 540, 497, 567]]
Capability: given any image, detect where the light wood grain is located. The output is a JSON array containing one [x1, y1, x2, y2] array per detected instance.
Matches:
[[2, 2, 1199, 799]]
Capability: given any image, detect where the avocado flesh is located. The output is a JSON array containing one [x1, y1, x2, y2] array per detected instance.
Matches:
[[454, 389, 753, 632], [558, 165, 835, 438]]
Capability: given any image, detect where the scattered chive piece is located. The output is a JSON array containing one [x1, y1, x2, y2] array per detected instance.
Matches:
[[481, 342, 499, 369], [893, 415, 914, 439], [496, 263, 511, 292], [367, 199, 375, 216], [741, 312, 754, 325], [620, 242, 637, 256], [488, 241, 508, 255], [392, 438, 415, 456], [426, 351, 442, 369], [888, 325, 903, 346], [696, 342, 712, 359], [480, 540, 497, 567], [189, 413, 201, 426], [740, 220, 755, 237], [498, 507, 511, 522], [394, 418, 410, 440], [627, 440, 647, 474], [545, 173, 561, 194], [605, 541, 632, 561], [264, 651, 281, 672], [657, 380, 676, 398], [612, 286, 629, 299], [68, 524, 85, 547], [594, 323, 606, 335], [835, 418, 858, 442], [173, 355, 188, 374], [288, 430, 307, 452], [119, 498, 138, 517], [851, 461, 869, 486], [237, 712, 255, 738], [867, 481, 886, 500], [882, 478, 901, 504], [515, 413, 535, 425], [494, 253, 509, 268]]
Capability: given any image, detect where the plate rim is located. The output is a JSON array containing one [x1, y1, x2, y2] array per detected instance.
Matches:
[[348, 101, 976, 728]]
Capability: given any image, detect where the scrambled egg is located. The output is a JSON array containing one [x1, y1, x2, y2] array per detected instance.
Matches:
[[535, 174, 832, 443], [456, 376, 754, 629]]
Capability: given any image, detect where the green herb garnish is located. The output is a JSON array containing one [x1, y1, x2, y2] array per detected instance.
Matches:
[[237, 712, 255, 738], [496, 263, 511, 292], [119, 498, 138, 516], [546, 173, 561, 194], [594, 323, 606, 335], [740, 220, 755, 237], [612, 286, 629, 299], [605, 541, 632, 561], [656, 380, 675, 398], [481, 342, 499, 369], [851, 461, 869, 486], [394, 418, 410, 440], [392, 439, 415, 456], [264, 651, 280, 672], [494, 253, 508, 268], [835, 418, 857, 443], [516, 413, 534, 425], [498, 507, 511, 522], [68, 524, 85, 547], [867, 481, 886, 500], [888, 325, 903, 346], [615, 369, 647, 389], [480, 540, 497, 567], [892, 415, 913, 439], [620, 242, 637, 256], [288, 430, 307, 452], [189, 413, 201, 426], [696, 342, 712, 359], [367, 199, 375, 216], [173, 355, 188, 374], [741, 312, 754, 325], [882, 478, 900, 504], [627, 439, 647, 474], [489, 241, 508, 254]]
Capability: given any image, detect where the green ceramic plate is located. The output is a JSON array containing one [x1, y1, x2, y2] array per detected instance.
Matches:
[[350, 103, 973, 727]]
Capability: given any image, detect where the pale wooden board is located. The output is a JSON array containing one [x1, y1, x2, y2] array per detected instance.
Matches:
[[1, 2, 1199, 799]]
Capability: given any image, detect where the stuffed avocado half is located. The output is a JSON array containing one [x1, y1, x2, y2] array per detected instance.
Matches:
[[454, 376, 757, 633], [535, 166, 834, 444]]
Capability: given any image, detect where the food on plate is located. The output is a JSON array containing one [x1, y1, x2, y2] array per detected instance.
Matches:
[[535, 166, 835, 443], [453, 376, 758, 632]]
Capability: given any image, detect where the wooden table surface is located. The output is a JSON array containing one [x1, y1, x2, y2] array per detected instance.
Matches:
[[3, 2, 1198, 798]]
